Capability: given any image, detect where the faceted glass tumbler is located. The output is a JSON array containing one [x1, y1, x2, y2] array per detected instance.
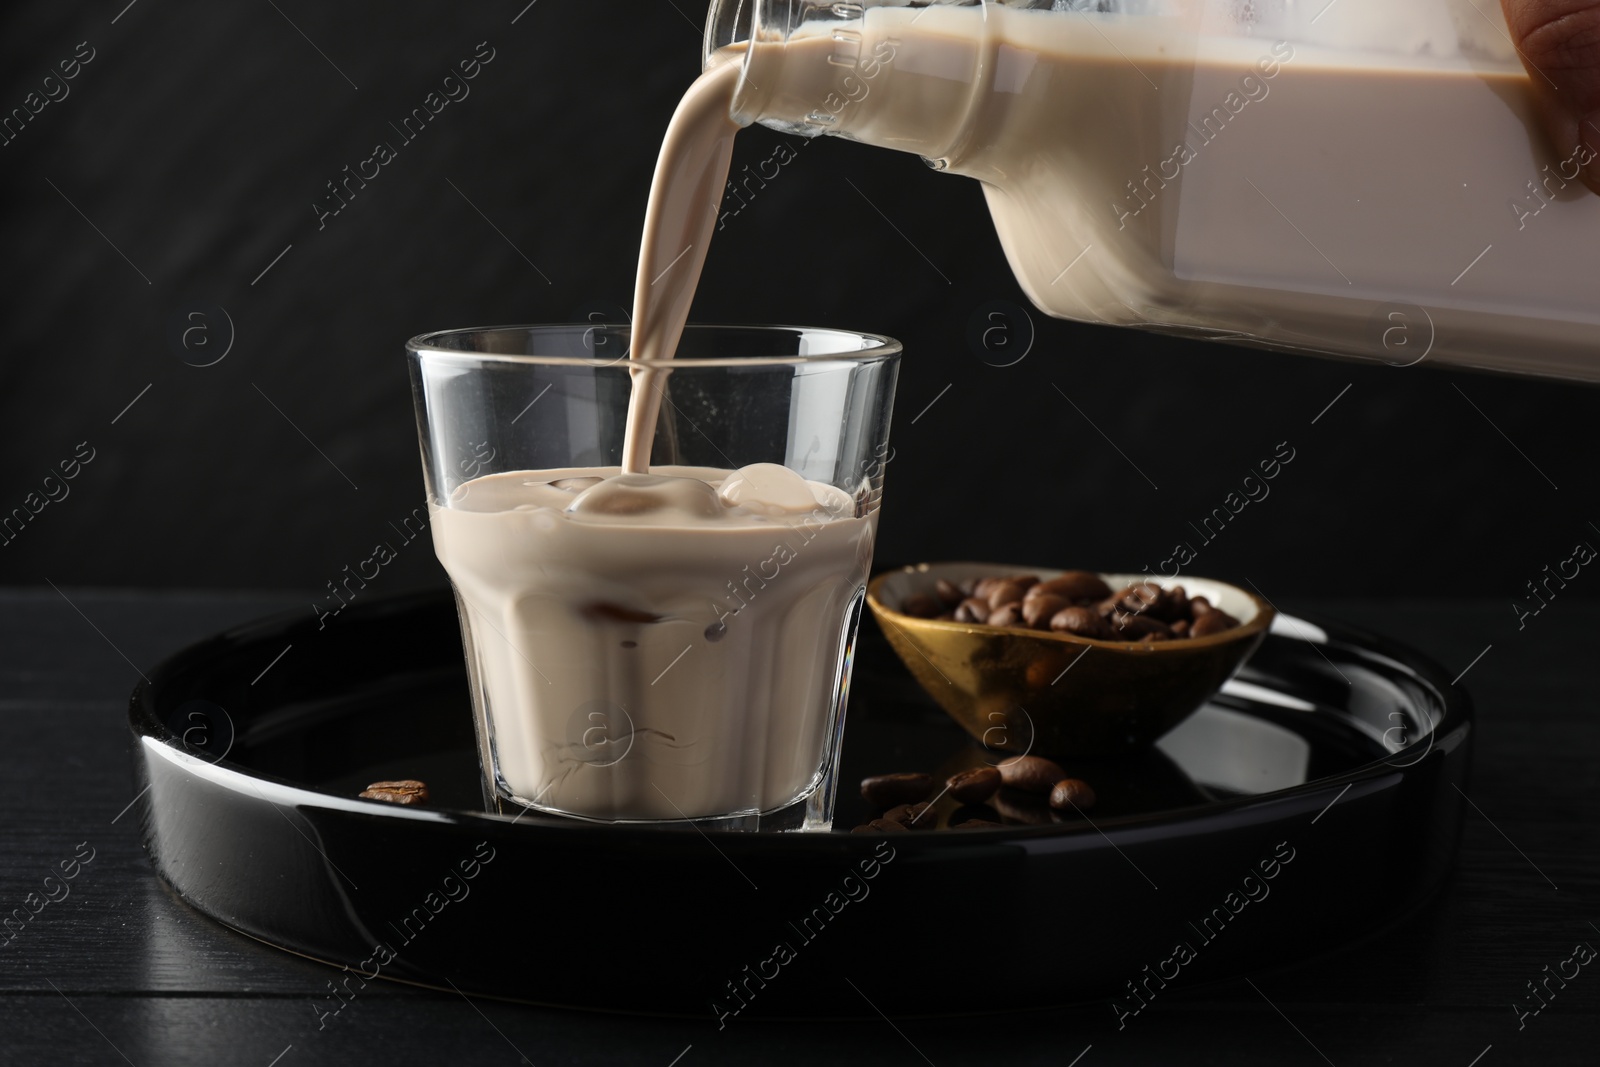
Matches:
[[406, 325, 901, 831]]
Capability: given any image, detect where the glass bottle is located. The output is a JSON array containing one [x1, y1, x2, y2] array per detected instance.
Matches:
[[705, 0, 1600, 381]]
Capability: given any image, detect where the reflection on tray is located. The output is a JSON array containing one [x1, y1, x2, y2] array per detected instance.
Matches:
[[1158, 705, 1313, 798]]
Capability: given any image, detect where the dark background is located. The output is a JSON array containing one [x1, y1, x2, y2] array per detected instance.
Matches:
[[4, 7, 1600, 1066], [2, 0, 1597, 617]]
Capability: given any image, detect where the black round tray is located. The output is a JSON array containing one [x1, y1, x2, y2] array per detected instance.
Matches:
[[128, 589, 1470, 1018]]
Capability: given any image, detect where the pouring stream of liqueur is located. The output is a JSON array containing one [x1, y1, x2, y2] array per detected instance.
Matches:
[[622, 57, 742, 473]]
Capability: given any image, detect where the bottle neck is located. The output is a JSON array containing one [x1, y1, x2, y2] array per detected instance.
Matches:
[[705, 0, 989, 163]]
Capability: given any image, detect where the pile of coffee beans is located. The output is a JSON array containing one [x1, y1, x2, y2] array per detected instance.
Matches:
[[852, 757, 1096, 832], [900, 571, 1239, 642]]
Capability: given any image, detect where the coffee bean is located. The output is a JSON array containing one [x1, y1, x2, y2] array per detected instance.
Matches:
[[1050, 605, 1110, 639], [1032, 571, 1112, 603], [1116, 582, 1165, 616], [360, 779, 429, 805], [901, 593, 942, 618], [972, 577, 1005, 601], [954, 597, 991, 624], [991, 788, 1053, 825], [935, 579, 965, 606], [1169, 618, 1190, 637], [1022, 594, 1068, 629], [852, 818, 910, 833], [987, 579, 1031, 610], [1190, 596, 1213, 617], [987, 603, 1023, 628], [1190, 609, 1240, 637], [1049, 778, 1097, 811], [946, 766, 1002, 804], [997, 755, 1067, 794], [1112, 613, 1171, 640], [884, 802, 936, 829], [861, 772, 933, 807], [1165, 585, 1190, 621], [1150, 592, 1184, 623]]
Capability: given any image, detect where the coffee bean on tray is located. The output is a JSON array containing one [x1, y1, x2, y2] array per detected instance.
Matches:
[[1049, 778, 1097, 811], [883, 802, 936, 829], [949, 803, 1001, 825], [991, 788, 1053, 825], [935, 579, 965, 606], [850, 766, 1099, 833], [359, 779, 429, 805], [997, 756, 1067, 794], [861, 772, 933, 807], [901, 593, 942, 619], [946, 766, 1002, 804]]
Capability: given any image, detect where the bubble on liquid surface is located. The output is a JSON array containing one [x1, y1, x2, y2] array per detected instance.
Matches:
[[566, 473, 722, 519], [717, 463, 818, 515]]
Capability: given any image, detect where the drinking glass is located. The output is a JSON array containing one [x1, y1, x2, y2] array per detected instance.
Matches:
[[406, 324, 900, 831]]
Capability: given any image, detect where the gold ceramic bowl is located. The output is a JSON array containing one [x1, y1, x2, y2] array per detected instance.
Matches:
[[866, 563, 1275, 757]]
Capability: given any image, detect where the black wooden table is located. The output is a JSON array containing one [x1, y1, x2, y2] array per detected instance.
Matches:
[[2, 589, 1596, 1066]]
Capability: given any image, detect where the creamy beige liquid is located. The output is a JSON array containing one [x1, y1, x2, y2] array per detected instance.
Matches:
[[731, 4, 1600, 378], [432, 465, 875, 820]]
